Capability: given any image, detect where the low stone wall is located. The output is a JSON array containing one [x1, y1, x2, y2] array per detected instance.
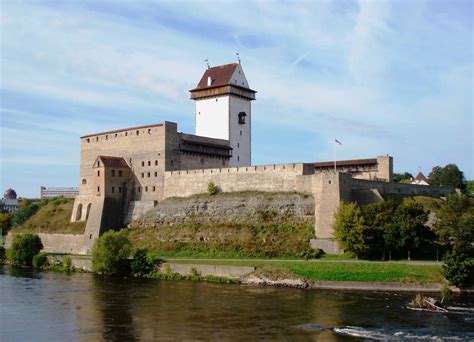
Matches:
[[5, 232, 87, 255], [161, 263, 256, 279]]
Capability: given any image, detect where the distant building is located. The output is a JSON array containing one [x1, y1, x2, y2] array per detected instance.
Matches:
[[40, 186, 79, 199], [1, 188, 19, 213], [410, 172, 429, 186]]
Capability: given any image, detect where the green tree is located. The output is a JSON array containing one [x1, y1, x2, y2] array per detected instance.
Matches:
[[333, 202, 367, 257], [393, 200, 429, 260], [393, 172, 413, 183], [92, 230, 131, 276], [428, 164, 467, 191], [10, 199, 39, 227], [363, 199, 400, 260], [8, 233, 43, 266], [0, 212, 11, 235], [433, 194, 474, 287], [466, 180, 474, 198]]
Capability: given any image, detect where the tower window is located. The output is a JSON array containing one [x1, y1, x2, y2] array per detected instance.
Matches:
[[97, 170, 100, 177], [141, 173, 145, 178], [148, 161, 151, 166], [137, 187, 141, 193], [238, 112, 246, 124], [155, 172, 158, 177], [237, 156, 240, 161], [147, 172, 150, 178], [237, 143, 240, 148], [240, 130, 242, 136], [118, 187, 122, 193], [142, 161, 145, 167], [145, 186, 148, 192], [136, 130, 139, 136], [215, 98, 218, 102], [112, 170, 115, 177], [155, 160, 158, 166], [97, 186, 100, 192], [152, 186, 156, 192], [118, 170, 122, 177], [112, 186, 115, 193]]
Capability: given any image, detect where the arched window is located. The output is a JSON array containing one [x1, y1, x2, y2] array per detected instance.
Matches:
[[82, 179, 87, 185], [86, 203, 92, 220], [76, 204, 83, 222]]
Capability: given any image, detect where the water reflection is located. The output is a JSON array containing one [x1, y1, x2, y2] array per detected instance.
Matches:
[[1, 266, 472, 341]]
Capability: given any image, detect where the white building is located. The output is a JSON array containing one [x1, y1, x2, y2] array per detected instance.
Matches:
[[190, 62, 256, 167]]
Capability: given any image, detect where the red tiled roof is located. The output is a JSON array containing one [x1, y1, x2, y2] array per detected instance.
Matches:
[[98, 156, 129, 168], [191, 63, 239, 91], [415, 172, 428, 182], [314, 158, 378, 168]]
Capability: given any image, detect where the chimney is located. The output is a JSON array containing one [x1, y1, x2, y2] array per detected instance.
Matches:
[[207, 76, 212, 86]]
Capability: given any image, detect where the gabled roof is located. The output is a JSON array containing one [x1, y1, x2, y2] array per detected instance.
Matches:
[[94, 156, 129, 168], [415, 172, 429, 183], [191, 63, 239, 91]]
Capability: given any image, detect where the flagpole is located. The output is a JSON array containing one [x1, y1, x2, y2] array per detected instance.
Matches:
[[334, 139, 336, 172]]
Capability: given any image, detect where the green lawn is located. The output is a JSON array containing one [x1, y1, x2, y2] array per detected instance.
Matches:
[[165, 259, 443, 284]]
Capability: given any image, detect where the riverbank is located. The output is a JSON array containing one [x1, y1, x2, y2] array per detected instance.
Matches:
[[56, 254, 453, 292]]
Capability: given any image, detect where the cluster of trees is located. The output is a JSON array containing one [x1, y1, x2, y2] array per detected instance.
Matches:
[[394, 163, 469, 193], [333, 194, 473, 287], [334, 199, 430, 261]]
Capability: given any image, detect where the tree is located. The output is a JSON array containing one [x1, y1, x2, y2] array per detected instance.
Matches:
[[10, 199, 39, 227], [428, 164, 467, 191], [92, 230, 131, 276], [8, 234, 43, 266], [393, 172, 413, 183], [393, 200, 429, 260], [0, 212, 11, 235], [333, 202, 367, 257], [466, 180, 474, 198], [363, 199, 400, 260], [433, 194, 474, 287]]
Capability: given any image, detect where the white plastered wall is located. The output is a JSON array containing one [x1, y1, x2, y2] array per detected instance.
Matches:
[[195, 96, 230, 140]]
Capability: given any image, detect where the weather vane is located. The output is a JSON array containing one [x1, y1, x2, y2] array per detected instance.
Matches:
[[204, 58, 210, 69], [236, 52, 240, 63]]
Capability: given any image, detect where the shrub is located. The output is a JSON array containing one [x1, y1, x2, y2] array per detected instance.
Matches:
[[0, 246, 6, 264], [130, 248, 156, 277], [207, 182, 217, 196], [8, 233, 43, 266], [63, 256, 73, 272], [11, 200, 39, 226], [32, 253, 48, 268], [300, 247, 324, 260], [92, 230, 131, 276], [443, 250, 474, 288]]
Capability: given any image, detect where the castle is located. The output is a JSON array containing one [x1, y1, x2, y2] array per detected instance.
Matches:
[[70, 61, 454, 254]]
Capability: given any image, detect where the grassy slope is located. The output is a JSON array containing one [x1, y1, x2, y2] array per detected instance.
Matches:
[[11, 199, 85, 234], [165, 259, 443, 284]]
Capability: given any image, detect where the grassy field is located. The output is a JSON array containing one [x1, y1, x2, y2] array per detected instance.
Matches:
[[165, 259, 443, 283], [10, 199, 85, 235]]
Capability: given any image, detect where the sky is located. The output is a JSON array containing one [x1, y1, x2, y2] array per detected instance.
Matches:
[[0, 0, 473, 198]]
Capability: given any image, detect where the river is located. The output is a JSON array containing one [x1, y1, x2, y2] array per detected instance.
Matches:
[[0, 266, 472, 341]]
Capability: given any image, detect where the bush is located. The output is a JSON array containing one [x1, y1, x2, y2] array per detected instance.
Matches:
[[62, 256, 73, 272], [32, 253, 48, 268], [207, 182, 217, 196], [300, 247, 324, 260], [130, 248, 156, 277], [11, 200, 39, 227], [8, 233, 43, 266], [0, 246, 6, 264], [443, 250, 474, 288], [92, 230, 131, 276]]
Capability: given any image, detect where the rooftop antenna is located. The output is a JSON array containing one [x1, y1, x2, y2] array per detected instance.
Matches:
[[236, 52, 240, 64], [204, 59, 210, 69]]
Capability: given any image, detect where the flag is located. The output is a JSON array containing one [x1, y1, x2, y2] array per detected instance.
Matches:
[[335, 139, 342, 145]]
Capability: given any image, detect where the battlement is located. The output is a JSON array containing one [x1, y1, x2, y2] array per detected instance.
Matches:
[[165, 162, 315, 177]]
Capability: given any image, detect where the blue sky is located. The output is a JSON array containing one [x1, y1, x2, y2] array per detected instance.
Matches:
[[1, 0, 472, 198]]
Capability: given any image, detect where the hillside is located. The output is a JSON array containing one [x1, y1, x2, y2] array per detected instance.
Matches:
[[10, 198, 85, 235], [128, 191, 316, 258]]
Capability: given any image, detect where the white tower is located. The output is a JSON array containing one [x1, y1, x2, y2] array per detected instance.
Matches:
[[190, 61, 256, 167]]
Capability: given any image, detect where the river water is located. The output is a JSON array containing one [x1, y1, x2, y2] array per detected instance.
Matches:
[[0, 266, 472, 341]]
